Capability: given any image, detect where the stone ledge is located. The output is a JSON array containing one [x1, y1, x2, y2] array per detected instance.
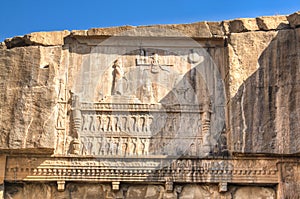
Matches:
[[256, 15, 289, 30], [4, 30, 70, 49], [228, 18, 260, 33]]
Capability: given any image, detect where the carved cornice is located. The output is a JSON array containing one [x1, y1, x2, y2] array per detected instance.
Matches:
[[5, 156, 278, 184], [80, 102, 206, 113]]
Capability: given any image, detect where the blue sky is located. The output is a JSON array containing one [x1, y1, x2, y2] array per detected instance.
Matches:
[[0, 0, 299, 42]]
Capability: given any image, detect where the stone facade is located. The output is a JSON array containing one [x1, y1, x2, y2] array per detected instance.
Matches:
[[0, 11, 300, 198]]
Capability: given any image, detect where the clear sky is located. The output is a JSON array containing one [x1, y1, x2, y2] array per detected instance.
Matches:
[[0, 0, 299, 42]]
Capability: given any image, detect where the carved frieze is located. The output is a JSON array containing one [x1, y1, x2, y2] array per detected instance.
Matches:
[[4, 156, 278, 184]]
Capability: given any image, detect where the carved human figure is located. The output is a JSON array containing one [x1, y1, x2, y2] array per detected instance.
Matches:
[[138, 138, 145, 155], [96, 137, 102, 155], [128, 138, 137, 155], [121, 137, 128, 156], [107, 137, 113, 155], [71, 138, 80, 155], [139, 116, 146, 133], [107, 115, 114, 132], [142, 79, 154, 103], [104, 138, 111, 155], [116, 115, 122, 132], [81, 137, 88, 155], [57, 79, 66, 128], [87, 137, 93, 155], [188, 143, 197, 156], [138, 49, 147, 64], [55, 131, 64, 154], [145, 115, 153, 133], [150, 53, 160, 73], [65, 135, 73, 155], [111, 59, 126, 95], [81, 114, 91, 131], [132, 138, 137, 155], [111, 137, 119, 155], [100, 137, 107, 155], [120, 116, 127, 132], [112, 116, 118, 132], [90, 115, 99, 132], [100, 115, 108, 132], [131, 115, 138, 132], [127, 116, 135, 132], [144, 138, 150, 155]]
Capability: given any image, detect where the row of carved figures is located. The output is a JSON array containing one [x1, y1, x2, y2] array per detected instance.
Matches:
[[80, 114, 206, 135], [82, 114, 152, 133], [77, 136, 207, 156], [80, 136, 150, 156]]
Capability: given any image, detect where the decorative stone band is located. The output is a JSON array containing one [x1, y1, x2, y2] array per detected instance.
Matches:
[[80, 102, 206, 113], [5, 156, 278, 184]]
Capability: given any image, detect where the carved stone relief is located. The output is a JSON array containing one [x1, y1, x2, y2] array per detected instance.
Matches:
[[54, 48, 222, 158], [47, 28, 227, 164]]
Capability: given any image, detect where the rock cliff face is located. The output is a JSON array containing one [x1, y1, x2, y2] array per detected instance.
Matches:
[[0, 11, 300, 199], [227, 14, 300, 154]]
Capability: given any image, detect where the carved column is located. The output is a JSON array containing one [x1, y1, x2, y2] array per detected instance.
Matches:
[[72, 95, 81, 133], [68, 94, 82, 155], [202, 100, 211, 155]]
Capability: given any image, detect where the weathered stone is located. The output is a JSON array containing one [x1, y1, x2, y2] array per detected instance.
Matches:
[[0, 42, 6, 50], [137, 22, 212, 38], [0, 184, 3, 199], [222, 20, 231, 35], [144, 185, 164, 199], [4, 31, 70, 49], [4, 36, 28, 49], [24, 30, 70, 46], [228, 31, 277, 97], [87, 25, 135, 36], [230, 29, 300, 154], [207, 21, 225, 36], [0, 155, 6, 185], [126, 185, 164, 199], [229, 18, 259, 33], [287, 11, 300, 28], [233, 187, 275, 199], [70, 30, 88, 36], [179, 185, 211, 198], [256, 15, 289, 30], [181, 21, 212, 37], [0, 46, 60, 149]]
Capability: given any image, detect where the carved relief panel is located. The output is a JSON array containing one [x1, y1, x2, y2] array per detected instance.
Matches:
[[54, 33, 226, 158]]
